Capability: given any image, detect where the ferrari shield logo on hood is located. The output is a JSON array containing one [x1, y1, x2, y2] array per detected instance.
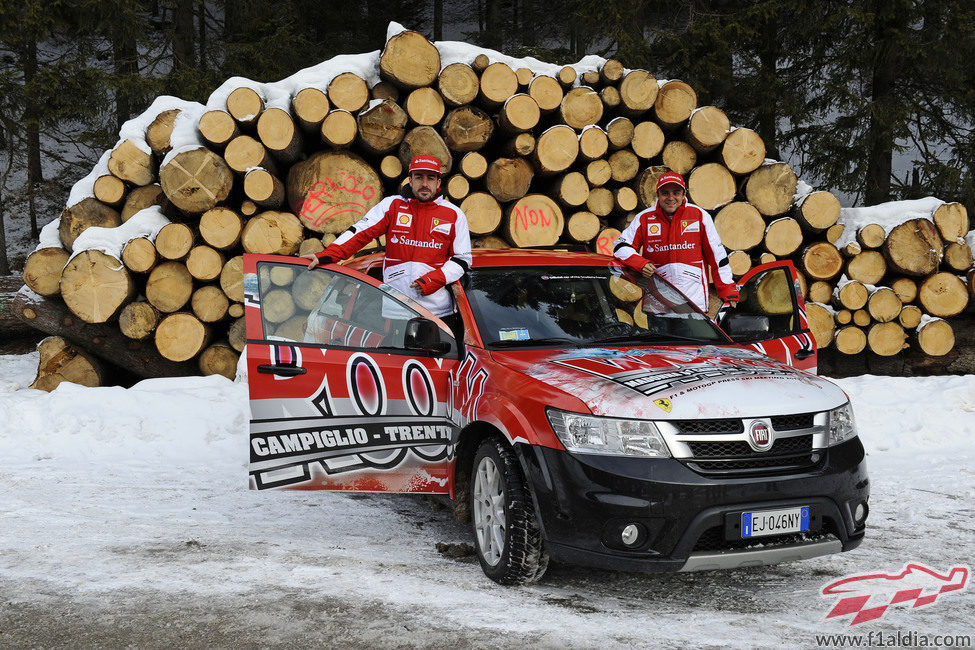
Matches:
[[654, 398, 673, 412]]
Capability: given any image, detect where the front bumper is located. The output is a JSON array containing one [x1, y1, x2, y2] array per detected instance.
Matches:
[[516, 438, 869, 572]]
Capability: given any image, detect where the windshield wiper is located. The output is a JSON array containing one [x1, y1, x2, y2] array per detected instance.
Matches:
[[592, 332, 711, 345], [490, 337, 581, 348]]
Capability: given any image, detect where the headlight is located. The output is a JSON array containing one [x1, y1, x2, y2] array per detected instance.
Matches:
[[546, 409, 671, 458], [827, 402, 858, 446]]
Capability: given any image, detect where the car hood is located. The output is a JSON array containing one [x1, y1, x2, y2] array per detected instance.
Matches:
[[491, 345, 845, 420]]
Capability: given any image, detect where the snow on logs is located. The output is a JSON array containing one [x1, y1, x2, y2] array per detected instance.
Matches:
[[14, 26, 975, 385]]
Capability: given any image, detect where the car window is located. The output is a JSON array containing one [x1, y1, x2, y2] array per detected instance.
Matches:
[[256, 261, 422, 350], [464, 265, 728, 347], [734, 267, 799, 340]]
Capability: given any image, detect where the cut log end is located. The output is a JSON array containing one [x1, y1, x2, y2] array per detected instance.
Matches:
[[160, 148, 233, 214], [23, 248, 70, 296], [933, 202, 968, 241], [882, 219, 943, 277], [918, 272, 968, 317], [801, 242, 843, 281], [109, 139, 157, 187], [746, 162, 798, 218], [119, 302, 161, 341], [505, 195, 565, 247], [155, 313, 210, 362], [31, 336, 104, 390], [60, 250, 135, 323], [797, 191, 841, 232], [834, 326, 867, 355], [380, 30, 441, 89], [916, 319, 955, 357], [199, 342, 240, 380], [805, 303, 835, 349], [867, 322, 908, 356], [686, 163, 734, 211]]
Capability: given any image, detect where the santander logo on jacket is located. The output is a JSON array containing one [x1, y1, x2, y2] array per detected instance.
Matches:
[[613, 200, 737, 312], [316, 192, 472, 317]]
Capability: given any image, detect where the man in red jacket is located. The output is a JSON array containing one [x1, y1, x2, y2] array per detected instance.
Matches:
[[302, 155, 472, 322], [613, 171, 738, 313]]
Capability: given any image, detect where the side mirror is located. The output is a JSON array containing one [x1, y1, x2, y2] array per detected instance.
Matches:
[[722, 313, 771, 338], [404, 317, 452, 354]]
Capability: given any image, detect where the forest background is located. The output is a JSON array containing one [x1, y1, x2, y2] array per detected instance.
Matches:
[[1, 0, 973, 276]]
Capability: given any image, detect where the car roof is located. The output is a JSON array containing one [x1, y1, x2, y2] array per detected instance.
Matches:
[[350, 248, 615, 269]]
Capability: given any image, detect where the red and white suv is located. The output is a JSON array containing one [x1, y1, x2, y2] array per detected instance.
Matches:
[[244, 250, 868, 585]]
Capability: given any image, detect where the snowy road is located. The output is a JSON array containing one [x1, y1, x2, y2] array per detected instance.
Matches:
[[1, 353, 973, 648]]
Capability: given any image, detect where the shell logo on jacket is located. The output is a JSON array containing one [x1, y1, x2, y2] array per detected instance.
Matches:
[[317, 194, 473, 317], [613, 200, 737, 312]]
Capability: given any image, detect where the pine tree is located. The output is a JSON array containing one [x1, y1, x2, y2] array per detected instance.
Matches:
[[790, 0, 975, 210], [0, 1, 107, 249]]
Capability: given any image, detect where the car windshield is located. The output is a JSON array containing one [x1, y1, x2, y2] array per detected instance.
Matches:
[[465, 265, 729, 348]]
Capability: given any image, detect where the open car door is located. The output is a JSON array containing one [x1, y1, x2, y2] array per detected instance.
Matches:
[[717, 260, 817, 371], [243, 254, 460, 493]]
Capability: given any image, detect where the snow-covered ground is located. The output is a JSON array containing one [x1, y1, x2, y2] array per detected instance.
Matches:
[[1, 353, 972, 648]]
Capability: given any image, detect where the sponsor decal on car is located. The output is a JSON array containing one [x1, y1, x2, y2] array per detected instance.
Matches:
[[821, 563, 970, 625], [249, 350, 456, 489], [551, 354, 803, 399], [452, 351, 488, 423], [251, 422, 452, 458], [653, 398, 673, 412]]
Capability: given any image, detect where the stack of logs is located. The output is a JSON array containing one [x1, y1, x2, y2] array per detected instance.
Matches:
[[784, 206, 971, 359], [13, 28, 974, 388]]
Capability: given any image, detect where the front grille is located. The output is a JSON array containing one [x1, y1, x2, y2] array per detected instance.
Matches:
[[688, 451, 821, 473], [671, 418, 743, 434], [672, 414, 821, 476], [688, 435, 812, 458], [770, 413, 816, 431], [671, 414, 817, 436]]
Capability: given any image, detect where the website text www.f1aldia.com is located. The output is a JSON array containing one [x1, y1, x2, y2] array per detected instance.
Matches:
[[814, 630, 972, 647]]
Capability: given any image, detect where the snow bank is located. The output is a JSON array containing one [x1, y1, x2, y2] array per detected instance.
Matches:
[[836, 374, 975, 451], [0, 372, 247, 467], [0, 350, 973, 645]]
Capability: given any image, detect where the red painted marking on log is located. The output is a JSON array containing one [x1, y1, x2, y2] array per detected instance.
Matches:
[[596, 236, 614, 255], [320, 202, 367, 225], [514, 205, 553, 231], [300, 171, 376, 225]]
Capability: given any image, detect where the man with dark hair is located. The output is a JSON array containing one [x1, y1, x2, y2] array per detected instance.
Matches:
[[613, 171, 738, 312], [303, 154, 473, 321]]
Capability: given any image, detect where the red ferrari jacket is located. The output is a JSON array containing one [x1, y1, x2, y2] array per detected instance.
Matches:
[[613, 201, 738, 312], [316, 194, 472, 317]]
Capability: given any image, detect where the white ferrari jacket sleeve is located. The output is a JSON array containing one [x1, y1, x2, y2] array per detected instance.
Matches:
[[440, 210, 473, 284], [613, 211, 649, 272], [322, 197, 396, 260], [700, 209, 737, 298]]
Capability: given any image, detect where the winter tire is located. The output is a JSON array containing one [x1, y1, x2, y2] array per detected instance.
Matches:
[[471, 436, 549, 585]]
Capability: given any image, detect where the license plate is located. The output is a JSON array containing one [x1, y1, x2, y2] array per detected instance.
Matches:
[[741, 506, 810, 538]]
